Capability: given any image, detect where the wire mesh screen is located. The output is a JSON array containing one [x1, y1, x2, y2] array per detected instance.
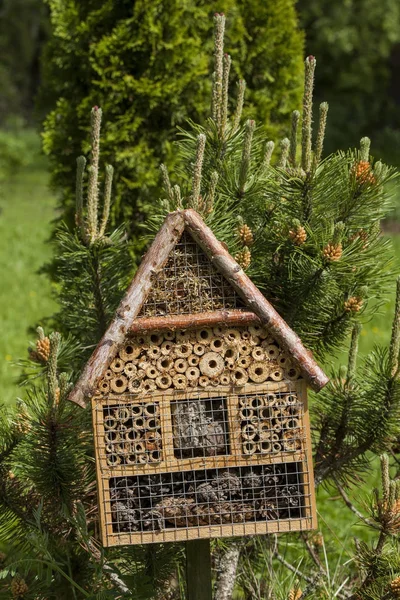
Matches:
[[93, 380, 315, 546], [138, 231, 244, 317]]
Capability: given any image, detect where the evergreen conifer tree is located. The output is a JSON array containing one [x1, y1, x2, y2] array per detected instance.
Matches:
[[1, 13, 400, 600]]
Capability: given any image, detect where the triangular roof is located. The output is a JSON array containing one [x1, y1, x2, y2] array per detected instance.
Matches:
[[69, 209, 328, 407]]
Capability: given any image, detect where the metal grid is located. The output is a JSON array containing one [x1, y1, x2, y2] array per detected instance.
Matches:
[[93, 379, 315, 546], [139, 231, 244, 317], [108, 462, 308, 534]]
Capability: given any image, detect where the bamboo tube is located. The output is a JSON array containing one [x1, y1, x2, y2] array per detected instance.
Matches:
[[270, 367, 284, 382], [241, 330, 251, 340], [210, 337, 225, 353], [134, 441, 146, 453], [258, 441, 272, 453], [144, 431, 161, 450], [147, 332, 164, 346], [239, 396, 249, 408], [285, 417, 301, 429], [239, 407, 254, 420], [224, 346, 237, 360], [125, 429, 140, 442], [104, 431, 120, 446], [242, 441, 257, 455], [285, 393, 298, 405], [175, 342, 193, 358], [156, 374, 172, 389], [125, 454, 139, 465], [104, 415, 118, 430], [248, 362, 269, 383], [241, 423, 257, 439], [258, 406, 271, 420], [110, 375, 128, 393], [164, 331, 175, 341], [144, 403, 159, 417], [249, 335, 260, 347], [161, 340, 174, 355], [146, 417, 161, 430], [137, 453, 149, 464], [98, 379, 110, 393], [193, 343, 206, 356], [265, 393, 277, 405], [210, 376, 220, 386], [225, 328, 242, 344], [130, 404, 143, 419], [196, 328, 213, 344], [220, 372, 230, 385], [105, 443, 115, 454], [134, 334, 147, 347], [249, 324, 264, 338], [238, 342, 252, 356], [271, 433, 280, 442], [199, 375, 210, 387], [114, 406, 131, 422], [187, 354, 199, 367], [252, 347, 265, 361], [142, 379, 157, 392], [186, 366, 200, 381], [145, 365, 159, 379], [173, 374, 188, 389], [149, 450, 162, 462], [213, 325, 224, 336], [106, 454, 121, 467], [249, 396, 264, 410], [199, 352, 224, 377], [236, 356, 251, 369], [138, 360, 150, 371], [277, 353, 291, 368], [225, 358, 235, 370], [272, 442, 282, 453], [110, 358, 125, 373], [264, 345, 280, 360], [123, 362, 137, 378], [119, 342, 141, 362], [147, 345, 161, 360], [133, 417, 145, 430], [285, 366, 301, 380], [174, 358, 188, 373], [128, 379, 142, 394], [157, 356, 174, 372], [104, 369, 113, 380], [231, 367, 249, 386]]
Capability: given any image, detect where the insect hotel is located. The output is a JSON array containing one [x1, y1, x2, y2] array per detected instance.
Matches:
[[69, 209, 328, 547]]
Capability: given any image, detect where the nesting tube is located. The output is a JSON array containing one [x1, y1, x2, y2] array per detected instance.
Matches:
[[249, 396, 264, 410], [248, 362, 269, 383], [224, 328, 242, 343], [119, 342, 141, 362], [157, 356, 174, 372], [199, 375, 210, 387], [144, 403, 159, 417], [156, 374, 172, 389], [110, 375, 128, 393], [114, 406, 131, 422], [142, 379, 157, 392], [272, 442, 282, 453], [224, 346, 237, 361], [104, 369, 113, 380], [270, 368, 284, 382], [193, 343, 206, 356], [147, 345, 161, 360], [106, 454, 121, 467], [241, 423, 257, 440], [175, 358, 188, 373], [164, 330, 175, 341], [110, 358, 125, 373], [125, 429, 140, 442], [173, 374, 188, 389], [285, 367, 300, 380], [133, 417, 145, 430], [131, 404, 143, 417], [99, 379, 110, 393], [147, 332, 164, 346], [237, 355, 251, 369], [196, 328, 213, 344], [187, 354, 199, 367], [123, 362, 137, 378], [145, 365, 159, 379], [146, 417, 161, 431], [231, 367, 249, 386], [210, 337, 225, 353], [104, 415, 118, 430], [264, 345, 280, 360], [258, 406, 272, 420], [186, 367, 200, 382], [128, 378, 142, 393], [286, 394, 298, 405], [238, 342, 251, 356], [242, 441, 257, 455], [220, 372, 230, 385], [125, 454, 139, 465], [149, 450, 161, 463], [239, 407, 254, 420], [258, 425, 272, 440], [175, 342, 193, 358], [251, 347, 265, 361], [259, 441, 272, 454], [285, 418, 300, 430]]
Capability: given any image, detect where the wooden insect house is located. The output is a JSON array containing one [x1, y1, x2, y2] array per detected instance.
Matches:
[[70, 209, 329, 547]]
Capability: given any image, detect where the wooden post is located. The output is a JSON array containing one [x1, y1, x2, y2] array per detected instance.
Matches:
[[186, 539, 212, 600]]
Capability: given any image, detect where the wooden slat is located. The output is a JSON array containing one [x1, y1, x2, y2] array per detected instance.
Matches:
[[129, 310, 261, 333]]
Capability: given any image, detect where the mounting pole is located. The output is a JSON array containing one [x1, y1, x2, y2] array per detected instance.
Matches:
[[186, 539, 212, 600]]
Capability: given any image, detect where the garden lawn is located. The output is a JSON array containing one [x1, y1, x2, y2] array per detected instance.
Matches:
[[0, 155, 57, 406]]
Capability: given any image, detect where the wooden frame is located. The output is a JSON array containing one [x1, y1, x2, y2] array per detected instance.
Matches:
[[93, 380, 317, 547]]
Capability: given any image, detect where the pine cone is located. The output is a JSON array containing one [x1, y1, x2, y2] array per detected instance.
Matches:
[[35, 336, 51, 363], [288, 589, 302, 600], [238, 224, 254, 246], [10, 577, 29, 599], [289, 225, 307, 246], [344, 296, 363, 313], [235, 247, 251, 270], [390, 576, 400, 597], [322, 243, 342, 262], [353, 160, 376, 186]]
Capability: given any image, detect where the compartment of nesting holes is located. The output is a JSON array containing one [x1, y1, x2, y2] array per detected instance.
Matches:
[[103, 402, 162, 466], [109, 463, 308, 533], [171, 396, 230, 459], [239, 391, 304, 456]]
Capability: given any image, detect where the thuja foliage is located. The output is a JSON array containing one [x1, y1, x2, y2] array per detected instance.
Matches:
[[40, 0, 304, 240]]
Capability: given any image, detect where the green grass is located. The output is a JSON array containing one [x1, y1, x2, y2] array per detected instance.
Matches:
[[0, 155, 57, 406]]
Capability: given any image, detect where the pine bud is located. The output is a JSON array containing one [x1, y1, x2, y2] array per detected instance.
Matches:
[[344, 297, 363, 313], [390, 576, 400, 597], [288, 589, 302, 600], [35, 336, 51, 363], [322, 243, 342, 262], [11, 576, 29, 598], [289, 224, 307, 246], [349, 229, 368, 249], [238, 224, 254, 246], [235, 247, 251, 270], [353, 160, 376, 186]]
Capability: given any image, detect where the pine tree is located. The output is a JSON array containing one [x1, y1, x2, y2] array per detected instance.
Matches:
[[1, 12, 400, 600]]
